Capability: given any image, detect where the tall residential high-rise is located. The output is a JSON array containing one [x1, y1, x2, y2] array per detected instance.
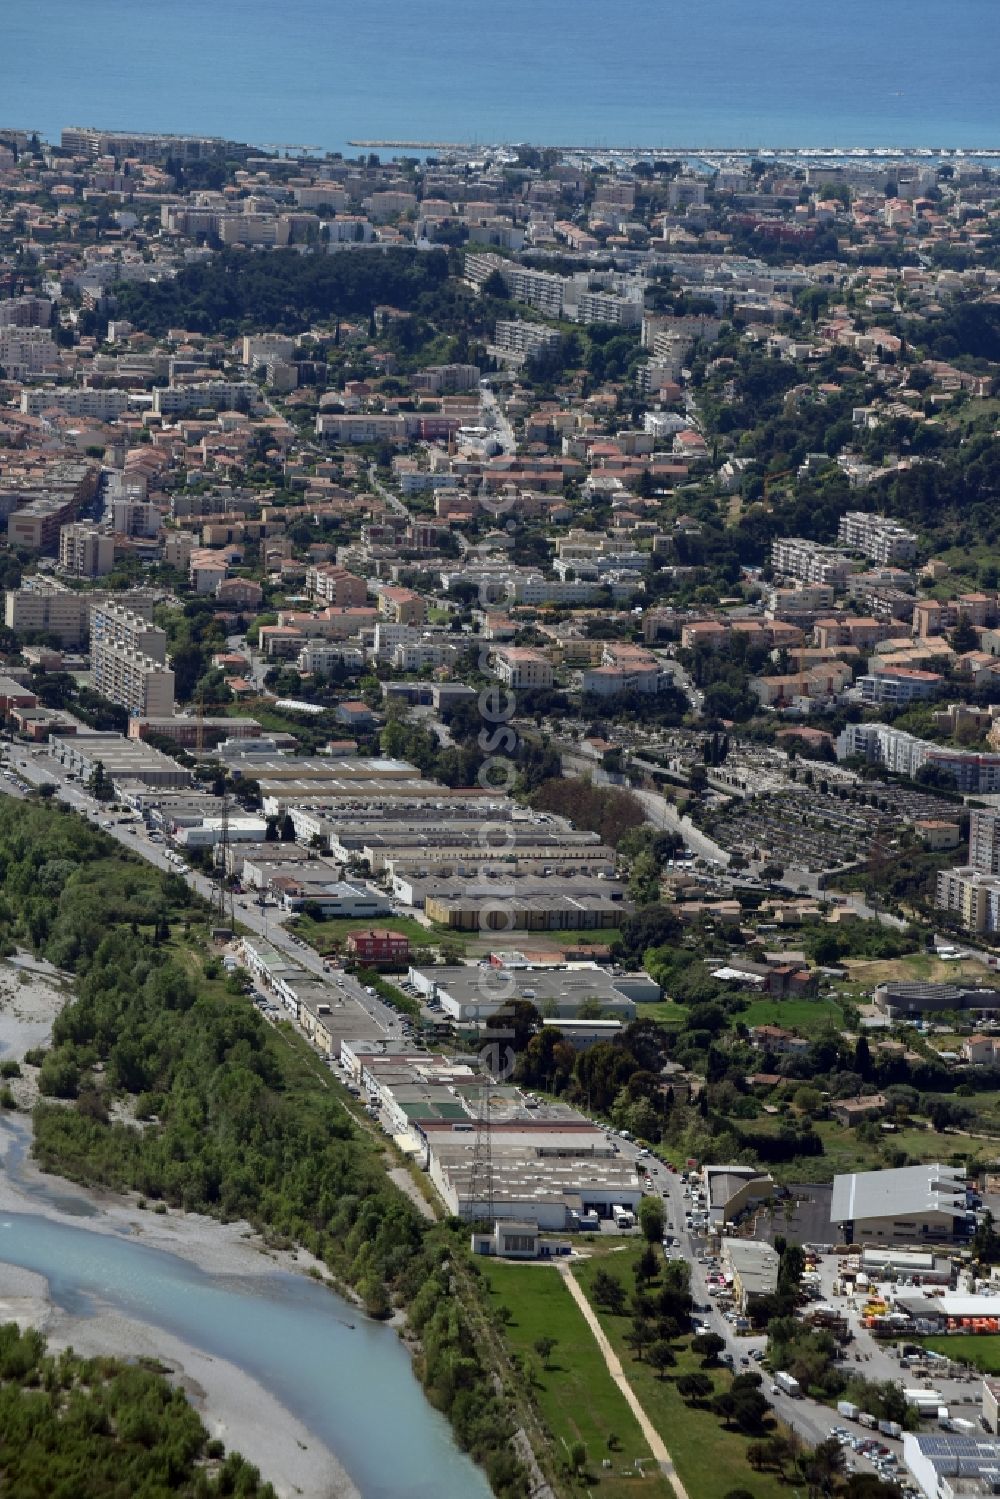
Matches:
[[91, 600, 174, 717], [970, 809, 1000, 876]]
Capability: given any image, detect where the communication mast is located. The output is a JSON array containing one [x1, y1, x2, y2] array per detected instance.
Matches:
[[195, 689, 206, 755], [214, 788, 234, 929], [469, 1067, 495, 1227]]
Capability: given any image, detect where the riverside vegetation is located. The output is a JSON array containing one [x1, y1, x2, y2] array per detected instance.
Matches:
[[0, 1322, 275, 1498], [0, 799, 528, 1498]]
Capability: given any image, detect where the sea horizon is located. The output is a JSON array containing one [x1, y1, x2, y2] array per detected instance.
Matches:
[[5, 0, 1000, 160]]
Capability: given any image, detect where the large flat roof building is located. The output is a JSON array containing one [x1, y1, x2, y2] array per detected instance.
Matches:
[[48, 730, 191, 789], [407, 963, 642, 1024], [831, 1163, 971, 1246], [903, 1431, 1000, 1499], [723, 1240, 780, 1310], [340, 1041, 642, 1229]]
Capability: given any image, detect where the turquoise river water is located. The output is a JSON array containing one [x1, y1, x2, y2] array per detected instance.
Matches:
[[0, 1125, 491, 1499]]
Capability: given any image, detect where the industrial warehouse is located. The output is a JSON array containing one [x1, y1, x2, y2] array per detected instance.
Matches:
[[340, 1039, 642, 1228], [830, 1163, 974, 1245]]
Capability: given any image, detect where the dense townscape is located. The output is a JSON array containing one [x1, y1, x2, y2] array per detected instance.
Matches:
[[4, 122, 1000, 1499]]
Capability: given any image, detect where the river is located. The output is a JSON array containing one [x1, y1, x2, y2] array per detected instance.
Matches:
[[0, 1119, 491, 1499]]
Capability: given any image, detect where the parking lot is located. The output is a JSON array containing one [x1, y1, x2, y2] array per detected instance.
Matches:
[[741, 1183, 835, 1250]]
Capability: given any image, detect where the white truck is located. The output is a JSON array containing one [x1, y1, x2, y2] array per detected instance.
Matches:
[[612, 1204, 635, 1229], [774, 1371, 801, 1398]]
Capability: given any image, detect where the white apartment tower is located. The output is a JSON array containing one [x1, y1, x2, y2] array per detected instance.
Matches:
[[90, 600, 174, 717]]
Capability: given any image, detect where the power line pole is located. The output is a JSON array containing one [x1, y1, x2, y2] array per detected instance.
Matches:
[[470, 1067, 495, 1228], [215, 787, 233, 930]]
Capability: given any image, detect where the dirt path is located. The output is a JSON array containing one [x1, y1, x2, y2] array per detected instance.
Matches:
[[558, 1263, 691, 1499], [387, 1165, 437, 1221]]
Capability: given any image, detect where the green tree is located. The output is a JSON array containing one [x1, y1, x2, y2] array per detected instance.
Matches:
[[677, 1372, 714, 1402], [592, 1268, 627, 1314], [638, 1195, 665, 1244], [533, 1335, 557, 1369], [692, 1332, 725, 1365], [647, 1340, 676, 1378], [625, 1318, 652, 1361]]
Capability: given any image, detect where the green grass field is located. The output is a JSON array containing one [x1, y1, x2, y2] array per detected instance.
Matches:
[[572, 1253, 787, 1499], [742, 997, 845, 1034], [635, 1000, 690, 1027], [480, 1262, 673, 1499], [289, 912, 440, 954], [920, 1334, 1000, 1373]]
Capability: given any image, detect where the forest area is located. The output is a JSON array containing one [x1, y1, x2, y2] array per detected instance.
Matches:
[[0, 1323, 275, 1498], [113, 247, 451, 336]]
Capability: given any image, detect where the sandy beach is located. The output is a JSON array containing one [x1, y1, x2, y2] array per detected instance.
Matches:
[[0, 955, 361, 1499]]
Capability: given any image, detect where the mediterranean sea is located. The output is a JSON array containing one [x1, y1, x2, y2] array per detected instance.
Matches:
[[6, 0, 1000, 155]]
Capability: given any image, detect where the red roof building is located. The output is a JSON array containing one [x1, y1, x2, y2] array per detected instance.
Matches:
[[347, 929, 410, 965]]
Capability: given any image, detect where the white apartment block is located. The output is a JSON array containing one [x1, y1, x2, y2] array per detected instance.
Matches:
[[21, 386, 130, 419], [219, 214, 279, 247], [323, 217, 374, 244], [242, 334, 295, 368], [566, 289, 642, 328], [90, 599, 172, 714], [4, 583, 93, 646], [109, 499, 161, 538], [491, 647, 554, 690], [503, 265, 565, 317], [372, 622, 421, 660], [837, 722, 1000, 793], [152, 382, 260, 416], [0, 295, 52, 328], [162, 532, 195, 569], [637, 359, 685, 395], [92, 644, 175, 718], [305, 563, 367, 607], [837, 511, 918, 566], [315, 413, 407, 443], [936, 867, 1000, 934], [0, 327, 59, 378], [292, 185, 348, 211], [504, 573, 604, 606], [59, 523, 114, 579], [91, 600, 167, 663], [4, 581, 157, 648], [466, 254, 566, 318], [413, 364, 481, 395], [363, 190, 417, 221], [491, 320, 561, 360], [970, 809, 1000, 876], [391, 639, 461, 672], [296, 639, 366, 674], [770, 537, 853, 589], [61, 126, 232, 161], [856, 667, 941, 707]]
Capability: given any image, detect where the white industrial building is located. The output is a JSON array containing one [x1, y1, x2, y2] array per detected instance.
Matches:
[[340, 1040, 643, 1228], [903, 1431, 1000, 1499], [831, 1163, 971, 1245], [406, 963, 647, 1025]]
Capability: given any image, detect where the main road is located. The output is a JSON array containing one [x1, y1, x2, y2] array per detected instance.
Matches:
[[2, 745, 404, 1041]]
